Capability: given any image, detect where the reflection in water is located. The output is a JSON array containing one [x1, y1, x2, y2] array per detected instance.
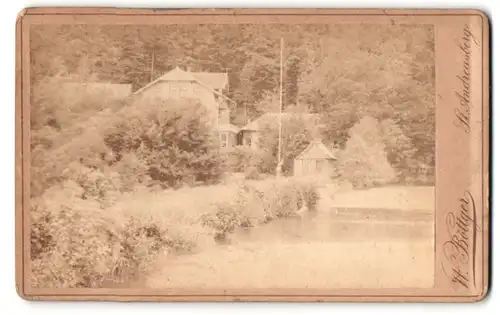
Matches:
[[146, 207, 435, 289], [231, 208, 434, 244]]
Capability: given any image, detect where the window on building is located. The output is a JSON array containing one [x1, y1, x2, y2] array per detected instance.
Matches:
[[221, 133, 228, 148], [244, 135, 252, 147], [180, 87, 188, 97], [219, 109, 230, 124], [170, 85, 179, 99], [316, 160, 325, 171]]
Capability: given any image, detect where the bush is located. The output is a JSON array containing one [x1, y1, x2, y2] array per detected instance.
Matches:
[[199, 207, 243, 242], [379, 118, 419, 181], [257, 117, 314, 176], [104, 99, 223, 189], [111, 153, 150, 192], [244, 166, 260, 180], [271, 180, 319, 217], [61, 162, 122, 207], [32, 76, 225, 197], [30, 185, 123, 288], [196, 179, 319, 241], [221, 145, 264, 173], [235, 179, 318, 220], [338, 116, 397, 188], [30, 182, 197, 289], [300, 181, 320, 211], [31, 115, 115, 198], [30, 176, 320, 288]]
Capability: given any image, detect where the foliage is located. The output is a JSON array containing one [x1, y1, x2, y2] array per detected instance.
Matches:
[[30, 73, 127, 198], [198, 179, 319, 241], [297, 25, 435, 170], [244, 166, 261, 180], [30, 181, 199, 289], [221, 145, 264, 173], [31, 24, 434, 131], [257, 116, 315, 175], [28, 22, 436, 288], [31, 183, 126, 288], [31, 74, 225, 197], [104, 99, 223, 189], [31, 23, 435, 182], [338, 116, 397, 188], [61, 163, 121, 207], [379, 118, 419, 181]]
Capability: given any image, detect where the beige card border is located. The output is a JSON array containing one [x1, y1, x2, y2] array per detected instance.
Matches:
[[15, 8, 491, 302]]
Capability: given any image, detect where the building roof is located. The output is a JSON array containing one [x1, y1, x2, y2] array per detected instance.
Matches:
[[134, 66, 229, 95], [241, 113, 320, 131], [295, 140, 337, 160], [193, 72, 229, 91], [132, 67, 235, 110], [61, 82, 132, 99], [217, 123, 240, 133], [157, 66, 199, 82]]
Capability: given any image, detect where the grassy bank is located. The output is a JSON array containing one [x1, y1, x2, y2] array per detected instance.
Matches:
[[30, 178, 319, 288]]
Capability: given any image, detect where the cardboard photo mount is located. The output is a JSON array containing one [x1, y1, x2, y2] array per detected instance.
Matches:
[[15, 8, 491, 302]]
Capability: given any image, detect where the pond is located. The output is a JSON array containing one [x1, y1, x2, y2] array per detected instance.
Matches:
[[231, 207, 434, 243], [145, 207, 435, 290]]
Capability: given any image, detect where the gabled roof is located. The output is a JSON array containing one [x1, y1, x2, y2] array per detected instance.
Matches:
[[217, 123, 240, 133], [133, 67, 235, 109], [241, 113, 320, 131], [295, 140, 337, 160], [157, 66, 198, 82], [193, 72, 228, 91], [61, 82, 132, 99], [133, 66, 229, 95]]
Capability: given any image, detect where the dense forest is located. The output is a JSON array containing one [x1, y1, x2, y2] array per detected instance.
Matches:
[[31, 24, 435, 151], [30, 23, 435, 187]]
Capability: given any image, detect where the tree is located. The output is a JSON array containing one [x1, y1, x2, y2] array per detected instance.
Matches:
[[257, 116, 315, 176], [104, 99, 223, 188], [297, 24, 435, 169], [31, 23, 435, 182], [338, 116, 397, 188], [379, 118, 418, 180]]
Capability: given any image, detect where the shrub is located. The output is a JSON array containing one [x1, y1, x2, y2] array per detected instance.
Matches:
[[338, 116, 397, 188], [32, 92, 225, 197], [104, 99, 223, 189], [379, 118, 418, 181], [111, 153, 151, 192], [30, 185, 123, 288], [30, 91, 118, 198], [196, 179, 320, 241], [300, 181, 320, 211], [244, 166, 260, 180], [199, 207, 242, 242], [257, 117, 314, 175], [221, 145, 264, 173], [61, 162, 121, 207], [236, 179, 319, 220], [30, 182, 198, 289]]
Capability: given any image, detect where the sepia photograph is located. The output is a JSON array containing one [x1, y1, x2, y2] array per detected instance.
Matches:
[[27, 21, 437, 291]]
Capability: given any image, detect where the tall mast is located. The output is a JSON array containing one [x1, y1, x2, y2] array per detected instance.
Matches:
[[150, 47, 155, 82], [277, 37, 284, 175]]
